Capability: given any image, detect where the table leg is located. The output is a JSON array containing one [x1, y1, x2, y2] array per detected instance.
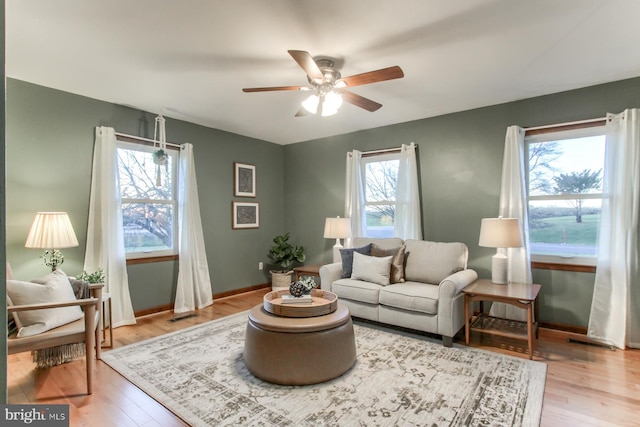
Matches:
[[465, 295, 470, 345], [534, 296, 540, 339], [527, 303, 534, 360]]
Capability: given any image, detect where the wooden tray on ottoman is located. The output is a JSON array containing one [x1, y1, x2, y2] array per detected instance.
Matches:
[[263, 289, 338, 318]]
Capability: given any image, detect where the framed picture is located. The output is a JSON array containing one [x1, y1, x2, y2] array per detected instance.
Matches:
[[232, 202, 259, 229], [234, 162, 256, 197]]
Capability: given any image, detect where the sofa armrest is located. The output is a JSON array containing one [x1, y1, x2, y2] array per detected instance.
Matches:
[[319, 262, 343, 291], [437, 269, 478, 338], [438, 269, 479, 299]]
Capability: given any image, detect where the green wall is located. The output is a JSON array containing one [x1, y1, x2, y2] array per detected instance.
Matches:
[[284, 76, 640, 328], [5, 76, 640, 330], [5, 79, 284, 313]]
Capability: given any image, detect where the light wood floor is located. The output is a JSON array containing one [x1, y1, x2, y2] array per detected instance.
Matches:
[[8, 288, 640, 426]]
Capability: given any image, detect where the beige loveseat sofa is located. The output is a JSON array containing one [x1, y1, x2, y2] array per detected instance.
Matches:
[[319, 238, 477, 346]]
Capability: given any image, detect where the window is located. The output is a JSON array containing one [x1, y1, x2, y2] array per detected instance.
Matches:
[[526, 125, 606, 266], [116, 140, 179, 259], [362, 153, 400, 238]]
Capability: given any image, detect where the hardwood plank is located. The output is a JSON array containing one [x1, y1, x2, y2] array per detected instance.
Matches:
[[7, 288, 640, 426]]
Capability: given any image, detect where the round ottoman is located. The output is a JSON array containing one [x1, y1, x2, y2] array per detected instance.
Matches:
[[244, 303, 356, 385]]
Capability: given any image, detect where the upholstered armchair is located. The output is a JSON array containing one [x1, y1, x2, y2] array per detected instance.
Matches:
[[7, 268, 102, 395]]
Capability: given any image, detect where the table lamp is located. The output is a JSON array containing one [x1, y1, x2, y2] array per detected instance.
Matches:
[[324, 216, 352, 263], [478, 217, 523, 284], [25, 212, 79, 270]]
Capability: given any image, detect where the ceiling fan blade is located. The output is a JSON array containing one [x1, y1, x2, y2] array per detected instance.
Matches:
[[242, 86, 307, 93], [339, 66, 404, 88], [288, 50, 325, 83], [342, 91, 383, 112]]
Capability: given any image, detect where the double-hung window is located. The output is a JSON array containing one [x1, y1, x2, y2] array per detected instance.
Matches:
[[116, 139, 179, 259], [526, 124, 606, 266], [362, 153, 400, 238]]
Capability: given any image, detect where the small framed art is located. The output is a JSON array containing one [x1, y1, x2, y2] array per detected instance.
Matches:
[[234, 162, 256, 197], [232, 202, 259, 229]]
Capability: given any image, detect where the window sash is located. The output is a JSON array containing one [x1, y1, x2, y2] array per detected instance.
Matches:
[[116, 140, 179, 259], [528, 193, 603, 202], [525, 125, 605, 265], [361, 152, 401, 238]]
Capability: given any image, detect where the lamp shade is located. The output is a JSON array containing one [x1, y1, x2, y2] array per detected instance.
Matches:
[[25, 212, 79, 249], [478, 217, 523, 249], [323, 217, 352, 239]]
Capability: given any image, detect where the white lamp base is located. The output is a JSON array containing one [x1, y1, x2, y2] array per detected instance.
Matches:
[[491, 252, 508, 284], [332, 239, 343, 263]]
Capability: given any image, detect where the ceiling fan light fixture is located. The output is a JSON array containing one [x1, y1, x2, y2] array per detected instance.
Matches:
[[302, 91, 343, 116], [323, 91, 343, 116], [302, 94, 319, 114]]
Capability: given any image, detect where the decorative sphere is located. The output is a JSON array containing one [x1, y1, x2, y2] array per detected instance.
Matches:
[[289, 281, 305, 297]]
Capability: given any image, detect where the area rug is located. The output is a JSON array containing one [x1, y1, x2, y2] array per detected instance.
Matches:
[[102, 311, 546, 426]]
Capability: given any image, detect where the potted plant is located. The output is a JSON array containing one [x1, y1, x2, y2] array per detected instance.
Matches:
[[268, 232, 305, 289], [77, 268, 105, 284]]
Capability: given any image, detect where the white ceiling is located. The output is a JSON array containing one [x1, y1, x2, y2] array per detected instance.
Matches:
[[7, 0, 640, 145]]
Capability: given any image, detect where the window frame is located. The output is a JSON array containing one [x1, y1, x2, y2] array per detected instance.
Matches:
[[361, 151, 401, 238], [115, 138, 180, 261], [525, 123, 606, 269]]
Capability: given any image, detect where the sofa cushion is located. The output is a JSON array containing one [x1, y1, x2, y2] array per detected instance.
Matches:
[[332, 278, 382, 305], [353, 237, 404, 250], [351, 252, 393, 286], [403, 240, 468, 284], [6, 269, 84, 337], [379, 282, 440, 315], [371, 244, 406, 283], [339, 244, 372, 278]]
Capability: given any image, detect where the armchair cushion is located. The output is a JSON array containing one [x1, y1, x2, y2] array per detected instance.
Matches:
[[7, 269, 83, 337]]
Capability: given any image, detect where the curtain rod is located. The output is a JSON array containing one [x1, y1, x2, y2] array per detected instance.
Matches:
[[115, 131, 183, 149], [362, 143, 417, 157], [523, 117, 606, 132]]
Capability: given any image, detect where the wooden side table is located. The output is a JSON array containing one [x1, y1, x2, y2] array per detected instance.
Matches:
[[463, 279, 541, 359], [293, 264, 323, 281], [101, 292, 113, 348]]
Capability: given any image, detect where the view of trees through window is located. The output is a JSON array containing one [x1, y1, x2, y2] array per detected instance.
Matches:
[[364, 158, 399, 237], [117, 142, 177, 257], [527, 131, 605, 260]]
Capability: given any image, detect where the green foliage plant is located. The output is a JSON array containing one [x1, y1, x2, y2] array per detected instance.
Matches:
[[268, 232, 305, 273], [78, 268, 106, 284]]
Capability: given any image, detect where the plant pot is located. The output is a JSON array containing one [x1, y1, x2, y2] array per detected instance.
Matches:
[[270, 270, 293, 291]]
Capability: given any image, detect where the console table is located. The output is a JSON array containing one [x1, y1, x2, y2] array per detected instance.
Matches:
[[463, 279, 541, 359]]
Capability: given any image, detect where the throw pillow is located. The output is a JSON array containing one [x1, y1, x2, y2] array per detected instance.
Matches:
[[339, 243, 373, 278], [371, 244, 406, 283], [7, 269, 84, 337], [351, 252, 393, 286]]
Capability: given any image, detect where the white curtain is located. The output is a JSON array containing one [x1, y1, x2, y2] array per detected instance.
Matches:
[[84, 127, 136, 328], [174, 143, 213, 314], [491, 126, 533, 321], [345, 150, 366, 243], [395, 143, 423, 240], [588, 109, 640, 349]]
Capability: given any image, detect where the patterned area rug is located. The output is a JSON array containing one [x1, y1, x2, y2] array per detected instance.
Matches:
[[102, 311, 546, 426]]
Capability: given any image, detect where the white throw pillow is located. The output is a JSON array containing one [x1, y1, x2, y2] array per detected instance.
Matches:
[[7, 269, 84, 337], [351, 251, 393, 286]]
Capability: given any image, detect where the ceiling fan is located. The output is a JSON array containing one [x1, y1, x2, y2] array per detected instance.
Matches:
[[242, 50, 404, 117]]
